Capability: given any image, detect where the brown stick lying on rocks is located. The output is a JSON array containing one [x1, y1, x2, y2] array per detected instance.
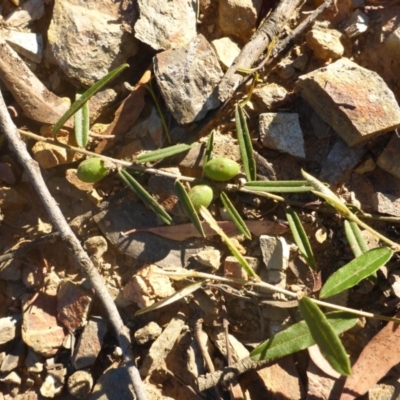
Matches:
[[0, 91, 149, 400], [217, 0, 303, 103]]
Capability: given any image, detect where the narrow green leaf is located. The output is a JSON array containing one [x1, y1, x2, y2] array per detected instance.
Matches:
[[199, 206, 258, 279], [220, 192, 251, 239], [203, 130, 215, 165], [251, 311, 358, 362], [235, 104, 256, 181], [52, 63, 129, 136], [320, 247, 393, 299], [137, 143, 194, 163], [245, 180, 313, 193], [174, 180, 205, 237], [135, 282, 203, 315], [299, 297, 352, 376], [344, 219, 369, 258], [286, 207, 317, 271], [118, 169, 173, 225], [74, 93, 90, 147]]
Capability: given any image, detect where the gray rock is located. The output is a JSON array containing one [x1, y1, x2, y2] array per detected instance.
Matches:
[[259, 113, 305, 158], [154, 34, 223, 124], [0, 315, 21, 345], [372, 192, 400, 217], [1, 339, 25, 372], [3, 30, 43, 63], [344, 9, 369, 38], [72, 317, 108, 369], [377, 134, 400, 180], [48, 0, 138, 86], [296, 58, 400, 146], [319, 137, 366, 184], [252, 83, 288, 112], [134, 0, 197, 50], [5, 0, 44, 28]]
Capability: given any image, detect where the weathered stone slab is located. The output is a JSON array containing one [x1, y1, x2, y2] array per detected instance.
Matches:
[[134, 0, 197, 51], [259, 113, 305, 158], [296, 58, 400, 146], [377, 134, 400, 179], [372, 192, 400, 217], [154, 34, 223, 124], [48, 0, 138, 86]]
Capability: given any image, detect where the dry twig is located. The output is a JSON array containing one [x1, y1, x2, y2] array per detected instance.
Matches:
[[0, 91, 148, 400]]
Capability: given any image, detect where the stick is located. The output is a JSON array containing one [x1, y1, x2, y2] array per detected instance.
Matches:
[[0, 91, 148, 400], [217, 0, 303, 103]]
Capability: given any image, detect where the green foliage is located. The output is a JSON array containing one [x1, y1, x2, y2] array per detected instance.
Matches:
[[220, 192, 251, 239], [299, 297, 352, 376], [137, 143, 194, 163], [244, 180, 312, 193], [320, 247, 393, 299]]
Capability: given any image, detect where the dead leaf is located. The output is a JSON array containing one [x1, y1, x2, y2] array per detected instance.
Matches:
[[94, 66, 151, 153], [308, 344, 341, 379], [340, 311, 400, 399], [123, 220, 288, 241]]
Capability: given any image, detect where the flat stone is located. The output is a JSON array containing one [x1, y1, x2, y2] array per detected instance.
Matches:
[[218, 0, 262, 42], [306, 28, 344, 61], [377, 134, 400, 179], [40, 367, 67, 398], [57, 280, 92, 333], [1, 371, 21, 385], [0, 315, 21, 345], [259, 113, 305, 158], [296, 58, 400, 146], [372, 192, 400, 217], [72, 317, 108, 369], [25, 347, 44, 373], [319, 137, 366, 184], [134, 322, 162, 345], [134, 0, 196, 51], [192, 248, 221, 271], [1, 339, 26, 372], [154, 34, 223, 124], [252, 84, 288, 112], [3, 30, 43, 63], [88, 366, 134, 400], [48, 0, 138, 86], [211, 37, 241, 70], [344, 9, 369, 38], [259, 235, 290, 272], [5, 0, 45, 28], [224, 256, 259, 284], [21, 293, 65, 357]]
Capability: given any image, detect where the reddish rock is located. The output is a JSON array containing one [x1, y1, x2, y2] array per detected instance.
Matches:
[[57, 280, 92, 333], [21, 293, 65, 357]]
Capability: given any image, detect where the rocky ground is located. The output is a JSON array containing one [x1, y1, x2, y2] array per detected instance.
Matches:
[[1, 0, 400, 399]]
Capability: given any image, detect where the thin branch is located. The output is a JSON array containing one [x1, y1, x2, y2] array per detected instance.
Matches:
[[0, 92, 148, 400]]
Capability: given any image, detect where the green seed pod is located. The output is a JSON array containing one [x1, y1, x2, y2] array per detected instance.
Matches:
[[203, 157, 240, 182], [188, 185, 213, 210], [77, 158, 109, 183]]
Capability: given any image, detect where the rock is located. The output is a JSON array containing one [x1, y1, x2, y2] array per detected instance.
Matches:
[[140, 311, 187, 377], [40, 366, 67, 399], [0, 315, 21, 345], [372, 192, 400, 217], [354, 157, 376, 174], [252, 83, 288, 112], [296, 58, 400, 146], [1, 371, 21, 385], [311, 112, 331, 139], [218, 0, 262, 42], [25, 347, 44, 373], [57, 280, 92, 333], [0, 339, 25, 372], [192, 248, 221, 270], [259, 113, 305, 158], [3, 30, 43, 63], [134, 322, 162, 345], [68, 370, 93, 398], [5, 0, 45, 28], [21, 293, 65, 357], [154, 34, 223, 124], [83, 235, 108, 259], [48, 0, 138, 86], [177, 144, 206, 178], [377, 134, 400, 179], [88, 365, 135, 400], [122, 265, 175, 309], [344, 9, 369, 38], [72, 317, 108, 369], [211, 37, 241, 70], [306, 28, 344, 61], [319, 137, 366, 184], [224, 256, 259, 284], [0, 187, 28, 211], [385, 26, 400, 60], [259, 235, 289, 294], [134, 0, 196, 51]]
